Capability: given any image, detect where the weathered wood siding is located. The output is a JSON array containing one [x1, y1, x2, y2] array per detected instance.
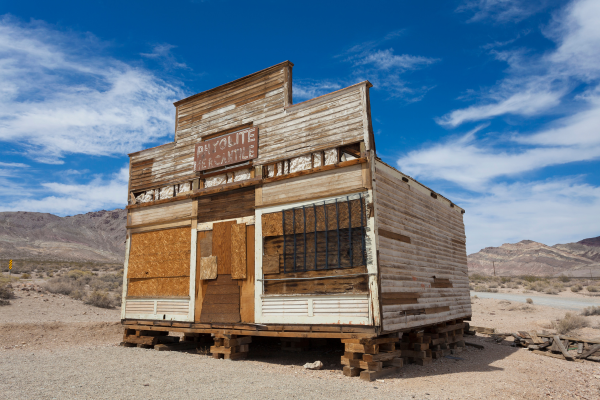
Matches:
[[129, 199, 193, 226], [128, 61, 373, 194], [260, 163, 364, 206], [374, 160, 470, 332]]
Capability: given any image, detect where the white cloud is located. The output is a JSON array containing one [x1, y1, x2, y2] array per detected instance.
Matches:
[[0, 161, 29, 168], [354, 49, 438, 71], [458, 0, 547, 23], [338, 33, 439, 101], [461, 179, 600, 253], [442, 0, 600, 127], [399, 94, 600, 191], [293, 80, 342, 101], [0, 166, 128, 215], [141, 43, 189, 70], [0, 16, 185, 164]]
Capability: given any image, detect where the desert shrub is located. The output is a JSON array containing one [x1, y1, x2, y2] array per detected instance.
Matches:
[[44, 276, 85, 296], [544, 287, 559, 295], [507, 282, 519, 289], [526, 298, 533, 304], [84, 290, 114, 309], [581, 306, 600, 316], [528, 281, 548, 292], [470, 273, 487, 282], [500, 277, 512, 284], [0, 283, 14, 300], [21, 273, 31, 279], [522, 275, 539, 283], [587, 286, 600, 293], [509, 304, 534, 312], [488, 283, 498, 289], [554, 312, 589, 334], [571, 285, 582, 292], [559, 275, 571, 283], [500, 284, 506, 288]]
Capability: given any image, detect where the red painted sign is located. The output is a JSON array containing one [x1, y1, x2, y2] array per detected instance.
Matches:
[[194, 127, 258, 172]]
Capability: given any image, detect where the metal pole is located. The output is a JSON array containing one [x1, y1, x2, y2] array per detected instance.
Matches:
[[293, 209, 297, 272]]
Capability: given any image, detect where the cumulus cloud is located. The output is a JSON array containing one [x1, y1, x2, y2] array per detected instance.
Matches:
[[441, 0, 600, 127], [0, 16, 185, 164], [0, 166, 129, 215], [461, 179, 600, 253]]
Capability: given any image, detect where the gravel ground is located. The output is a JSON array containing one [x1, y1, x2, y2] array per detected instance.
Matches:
[[2, 287, 600, 399], [1, 337, 600, 400]]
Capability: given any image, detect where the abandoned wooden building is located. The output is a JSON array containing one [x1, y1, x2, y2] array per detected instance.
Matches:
[[121, 61, 471, 380]]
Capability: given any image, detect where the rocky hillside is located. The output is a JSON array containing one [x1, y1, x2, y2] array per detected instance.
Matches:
[[0, 209, 127, 264], [468, 236, 600, 277]]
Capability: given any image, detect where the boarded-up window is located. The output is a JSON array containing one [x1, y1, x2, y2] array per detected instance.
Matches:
[[127, 227, 191, 298], [262, 193, 367, 273]]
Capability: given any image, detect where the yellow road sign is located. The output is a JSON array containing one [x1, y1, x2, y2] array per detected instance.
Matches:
[[9, 259, 12, 270]]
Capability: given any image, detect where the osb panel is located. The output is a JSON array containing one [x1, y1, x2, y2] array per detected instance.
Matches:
[[128, 227, 191, 278], [240, 225, 255, 323], [213, 221, 235, 274], [199, 256, 218, 280], [128, 277, 190, 297], [231, 223, 246, 279], [199, 231, 213, 257], [262, 198, 365, 237]]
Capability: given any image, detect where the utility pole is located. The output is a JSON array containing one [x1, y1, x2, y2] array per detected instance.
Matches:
[[493, 261, 496, 277]]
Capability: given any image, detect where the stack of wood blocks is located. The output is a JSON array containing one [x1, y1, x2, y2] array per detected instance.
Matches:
[[399, 332, 433, 365], [122, 329, 178, 348], [341, 337, 402, 381], [211, 334, 251, 360], [425, 320, 466, 356]]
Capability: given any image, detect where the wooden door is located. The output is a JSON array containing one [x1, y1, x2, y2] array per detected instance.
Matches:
[[195, 222, 254, 323]]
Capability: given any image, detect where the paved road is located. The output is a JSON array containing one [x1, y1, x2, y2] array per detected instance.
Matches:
[[470, 291, 600, 311]]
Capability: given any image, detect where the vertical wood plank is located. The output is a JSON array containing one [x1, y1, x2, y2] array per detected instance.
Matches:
[[240, 225, 255, 323], [195, 231, 206, 322], [231, 223, 247, 279], [213, 221, 235, 274]]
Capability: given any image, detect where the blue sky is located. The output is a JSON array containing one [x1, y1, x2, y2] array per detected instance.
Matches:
[[1, 0, 599, 253]]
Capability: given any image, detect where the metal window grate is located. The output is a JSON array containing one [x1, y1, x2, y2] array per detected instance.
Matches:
[[279, 193, 367, 273]]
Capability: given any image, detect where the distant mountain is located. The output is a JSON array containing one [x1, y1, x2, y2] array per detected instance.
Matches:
[[468, 236, 600, 277], [0, 209, 127, 264]]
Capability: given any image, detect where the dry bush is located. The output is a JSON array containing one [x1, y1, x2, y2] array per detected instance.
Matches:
[[528, 281, 549, 292], [554, 312, 589, 334], [558, 275, 571, 283], [84, 290, 115, 309], [508, 304, 534, 312], [581, 306, 600, 316], [488, 283, 498, 289], [21, 273, 31, 279], [522, 275, 539, 283], [526, 298, 533, 304], [571, 285, 583, 292], [587, 286, 600, 293], [507, 282, 519, 289], [0, 281, 14, 305], [544, 287, 559, 295]]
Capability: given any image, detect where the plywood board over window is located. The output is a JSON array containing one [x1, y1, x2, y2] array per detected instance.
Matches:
[[231, 223, 247, 279], [212, 220, 236, 274], [126, 227, 191, 298]]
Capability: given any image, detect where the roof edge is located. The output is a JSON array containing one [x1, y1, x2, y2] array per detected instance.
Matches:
[[173, 61, 294, 107]]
